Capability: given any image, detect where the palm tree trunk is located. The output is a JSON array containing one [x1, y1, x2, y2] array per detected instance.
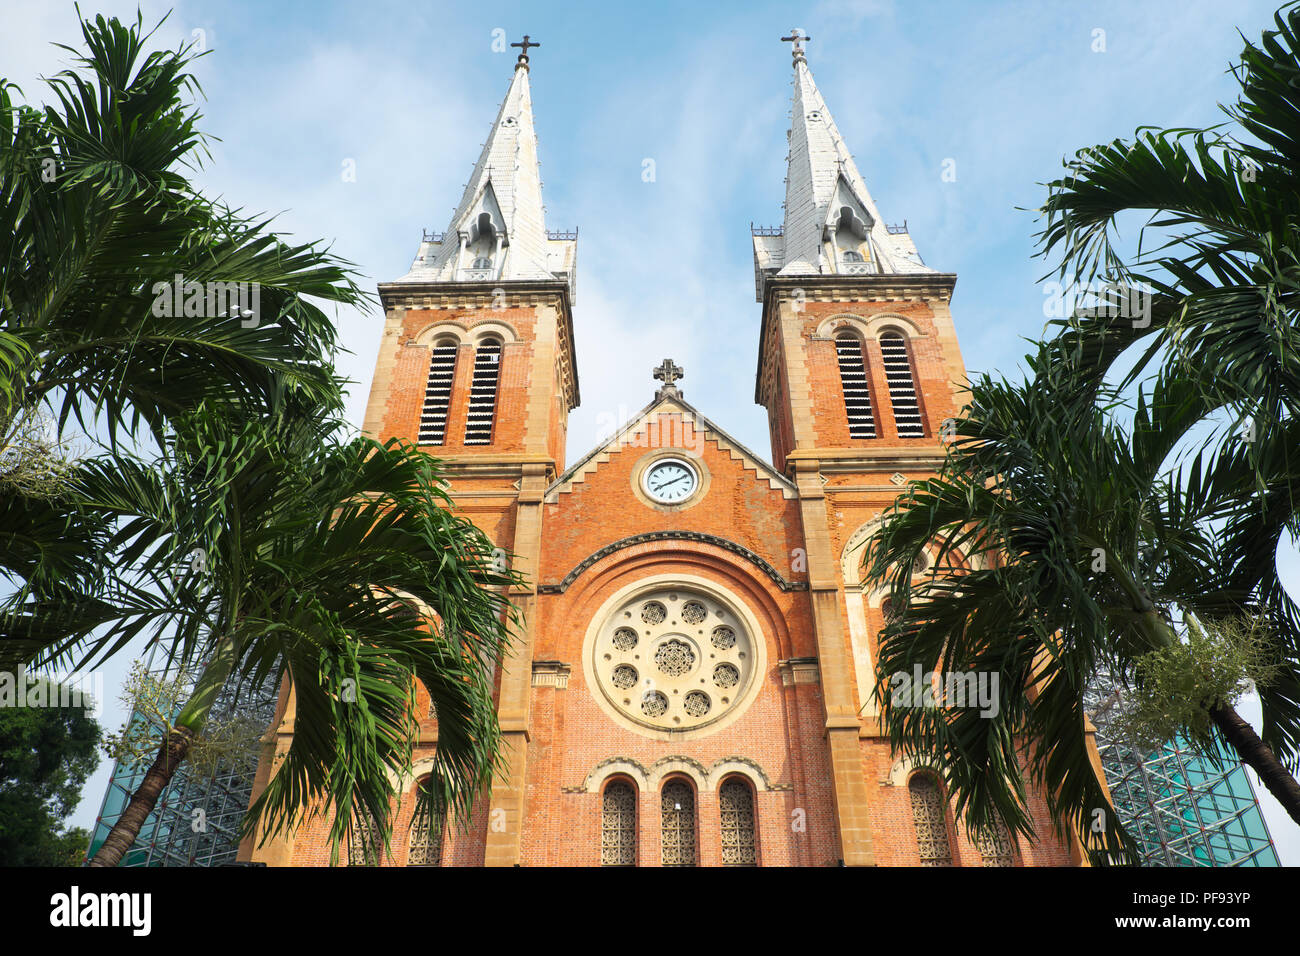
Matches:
[[88, 725, 195, 867], [1210, 703, 1300, 826]]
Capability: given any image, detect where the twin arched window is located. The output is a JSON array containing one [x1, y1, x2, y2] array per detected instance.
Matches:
[[835, 329, 924, 439], [417, 336, 504, 447]]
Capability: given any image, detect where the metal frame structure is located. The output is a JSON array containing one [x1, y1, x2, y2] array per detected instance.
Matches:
[[1085, 673, 1279, 867], [85, 649, 279, 867]]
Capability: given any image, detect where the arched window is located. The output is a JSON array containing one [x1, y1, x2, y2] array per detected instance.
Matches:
[[463, 338, 502, 445], [908, 773, 952, 866], [975, 819, 1016, 867], [842, 250, 863, 263], [408, 778, 445, 866], [348, 810, 381, 866], [418, 340, 459, 445], [834, 333, 875, 438], [719, 777, 757, 866], [601, 779, 637, 866], [471, 256, 493, 270], [660, 779, 697, 867], [880, 331, 924, 437]]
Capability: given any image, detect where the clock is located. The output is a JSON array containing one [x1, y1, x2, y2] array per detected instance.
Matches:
[[643, 458, 699, 504]]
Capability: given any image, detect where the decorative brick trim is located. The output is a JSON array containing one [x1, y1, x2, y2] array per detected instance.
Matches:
[[538, 531, 808, 594]]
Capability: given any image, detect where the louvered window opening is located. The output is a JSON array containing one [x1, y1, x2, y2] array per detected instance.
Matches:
[[976, 820, 1015, 867], [719, 779, 757, 866], [601, 781, 637, 866], [464, 342, 502, 445], [881, 332, 924, 437], [835, 336, 875, 438], [418, 344, 458, 445], [661, 780, 697, 867], [348, 812, 382, 866], [408, 783, 445, 866], [908, 775, 952, 867]]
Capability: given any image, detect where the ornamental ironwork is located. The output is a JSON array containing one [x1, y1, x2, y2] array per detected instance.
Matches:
[[601, 782, 637, 866], [908, 774, 952, 866], [719, 779, 757, 866], [661, 781, 696, 866]]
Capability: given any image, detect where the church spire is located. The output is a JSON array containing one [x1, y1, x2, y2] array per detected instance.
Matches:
[[399, 37, 576, 291], [753, 30, 931, 295]]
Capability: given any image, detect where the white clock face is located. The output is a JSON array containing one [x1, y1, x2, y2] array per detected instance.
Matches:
[[644, 458, 698, 504]]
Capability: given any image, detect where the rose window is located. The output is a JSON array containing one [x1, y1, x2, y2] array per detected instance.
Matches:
[[655, 640, 695, 676], [592, 586, 758, 732]]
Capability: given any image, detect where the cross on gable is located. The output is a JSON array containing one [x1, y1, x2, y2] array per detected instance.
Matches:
[[653, 358, 684, 390]]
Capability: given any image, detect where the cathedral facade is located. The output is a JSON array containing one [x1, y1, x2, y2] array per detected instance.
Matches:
[[247, 36, 1086, 867]]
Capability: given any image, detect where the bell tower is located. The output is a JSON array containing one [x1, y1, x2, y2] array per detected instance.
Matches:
[[752, 31, 970, 865], [364, 37, 578, 866]]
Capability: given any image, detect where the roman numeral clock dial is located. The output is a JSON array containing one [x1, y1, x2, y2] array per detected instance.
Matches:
[[644, 458, 699, 504]]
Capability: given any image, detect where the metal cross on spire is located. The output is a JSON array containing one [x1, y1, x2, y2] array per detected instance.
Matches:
[[511, 35, 540, 68], [653, 358, 684, 396], [781, 28, 812, 62]]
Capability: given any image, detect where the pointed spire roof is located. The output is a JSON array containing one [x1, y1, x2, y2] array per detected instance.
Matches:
[[396, 45, 577, 292], [753, 33, 932, 296]]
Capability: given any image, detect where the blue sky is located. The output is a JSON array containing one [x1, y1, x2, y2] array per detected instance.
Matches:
[[4, 0, 1298, 864]]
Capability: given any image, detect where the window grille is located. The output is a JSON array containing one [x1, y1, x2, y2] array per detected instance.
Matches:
[[418, 344, 458, 444], [348, 811, 382, 866], [661, 780, 697, 866], [719, 779, 757, 866], [880, 332, 924, 437], [601, 781, 637, 866], [908, 774, 952, 866], [463, 341, 502, 445], [976, 820, 1015, 867], [835, 335, 875, 438], [408, 780, 445, 866]]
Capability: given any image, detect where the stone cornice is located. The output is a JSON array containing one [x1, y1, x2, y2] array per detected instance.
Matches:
[[377, 278, 580, 410]]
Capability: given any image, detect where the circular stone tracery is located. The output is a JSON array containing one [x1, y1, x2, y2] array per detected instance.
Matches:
[[592, 587, 758, 733]]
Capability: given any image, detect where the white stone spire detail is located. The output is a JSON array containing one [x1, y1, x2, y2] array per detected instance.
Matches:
[[753, 34, 931, 296], [397, 47, 576, 292]]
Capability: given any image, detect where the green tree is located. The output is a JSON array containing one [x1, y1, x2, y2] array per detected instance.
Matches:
[[865, 1, 1300, 861], [41, 397, 519, 867], [0, 676, 100, 866]]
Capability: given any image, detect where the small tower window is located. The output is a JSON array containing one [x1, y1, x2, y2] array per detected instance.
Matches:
[[719, 777, 757, 866], [842, 250, 863, 262], [660, 779, 697, 867], [976, 819, 1016, 867], [834, 333, 875, 438], [463, 338, 502, 445], [880, 331, 924, 438], [471, 256, 493, 270], [418, 342, 459, 445], [348, 810, 382, 866], [408, 777, 445, 866], [601, 780, 637, 866], [908, 773, 953, 866]]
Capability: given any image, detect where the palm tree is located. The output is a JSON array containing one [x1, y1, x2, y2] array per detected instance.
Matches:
[[0, 11, 364, 442], [0, 11, 367, 616], [864, 346, 1300, 861], [16, 393, 519, 866], [1034, 4, 1300, 768]]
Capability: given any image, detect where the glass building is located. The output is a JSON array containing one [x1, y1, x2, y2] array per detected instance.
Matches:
[[1086, 674, 1279, 867]]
